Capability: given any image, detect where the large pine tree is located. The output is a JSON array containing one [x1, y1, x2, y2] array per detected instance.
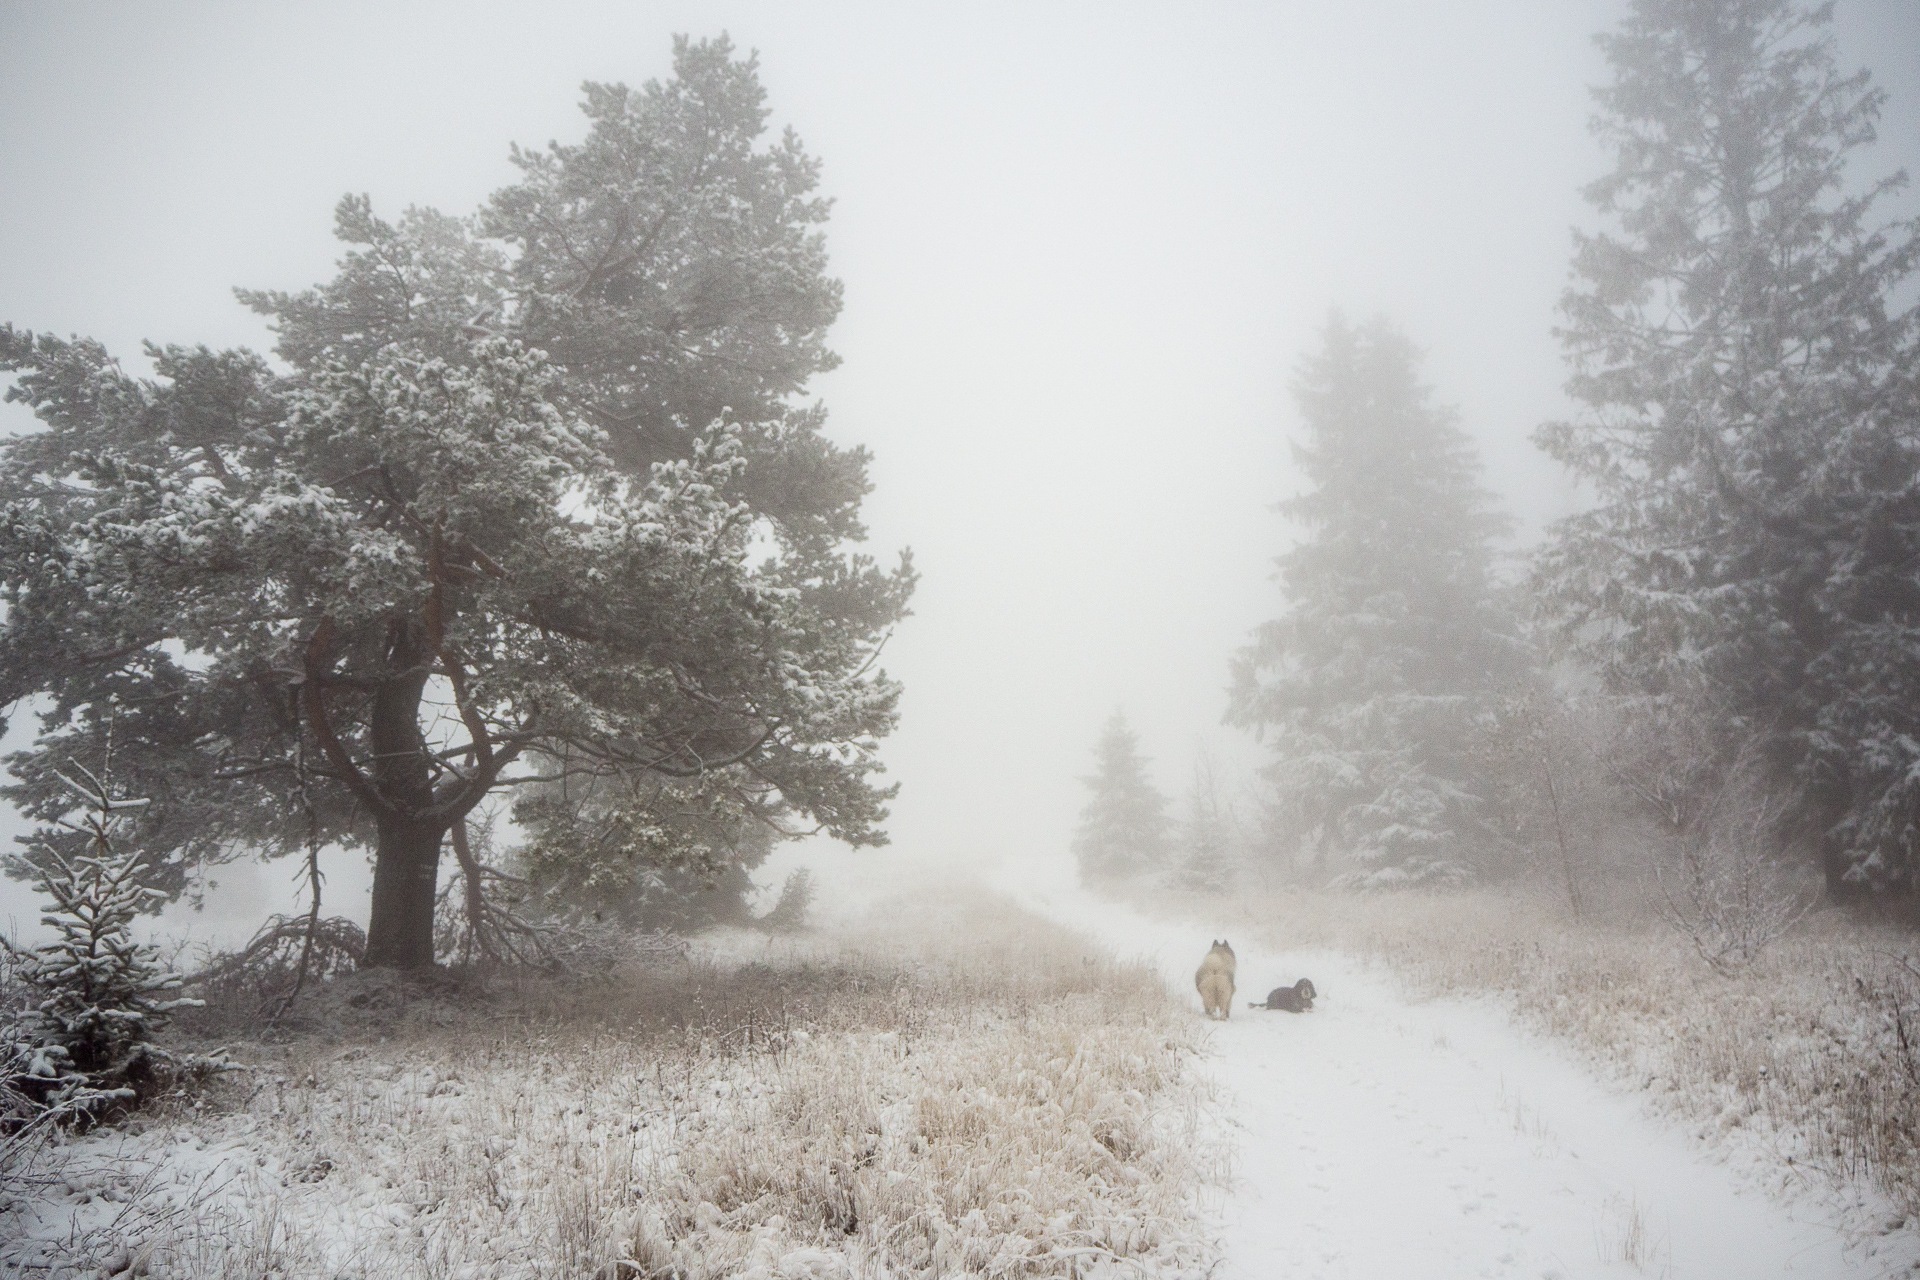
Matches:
[[0, 39, 912, 967], [1229, 316, 1515, 887], [1072, 712, 1170, 885], [1534, 0, 1920, 898]]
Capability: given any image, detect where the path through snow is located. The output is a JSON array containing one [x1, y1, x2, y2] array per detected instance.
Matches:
[[987, 862, 1918, 1279]]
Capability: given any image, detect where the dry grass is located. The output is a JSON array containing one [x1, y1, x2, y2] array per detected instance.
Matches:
[[1166, 881, 1920, 1220], [4, 889, 1219, 1279], [1595, 1193, 1667, 1275]]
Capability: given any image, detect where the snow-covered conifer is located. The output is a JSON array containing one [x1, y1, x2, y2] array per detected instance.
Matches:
[[1534, 0, 1920, 897], [2, 759, 199, 1124], [0, 39, 913, 969], [1072, 713, 1171, 885], [1229, 315, 1516, 887]]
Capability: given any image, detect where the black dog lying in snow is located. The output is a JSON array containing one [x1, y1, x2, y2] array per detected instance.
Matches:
[[1250, 978, 1316, 1012]]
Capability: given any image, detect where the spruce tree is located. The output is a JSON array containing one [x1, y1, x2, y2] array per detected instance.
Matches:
[[1072, 712, 1170, 884], [2, 758, 200, 1123], [1229, 315, 1516, 887], [1534, 0, 1920, 897]]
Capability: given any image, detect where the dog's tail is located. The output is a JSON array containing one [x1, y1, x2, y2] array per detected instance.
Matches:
[[1246, 1001, 1263, 1008]]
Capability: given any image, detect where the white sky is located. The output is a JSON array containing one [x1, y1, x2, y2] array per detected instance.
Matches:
[[2, 1, 1916, 941]]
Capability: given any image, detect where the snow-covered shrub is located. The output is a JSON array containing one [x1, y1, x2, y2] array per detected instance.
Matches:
[[541, 913, 650, 976], [0, 763, 206, 1132], [1654, 769, 1815, 975]]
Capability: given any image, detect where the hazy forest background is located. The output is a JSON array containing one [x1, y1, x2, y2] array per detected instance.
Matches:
[[1072, 1, 1920, 934]]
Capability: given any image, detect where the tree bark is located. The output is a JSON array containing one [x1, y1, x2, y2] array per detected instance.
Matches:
[[363, 816, 447, 969], [359, 619, 443, 969]]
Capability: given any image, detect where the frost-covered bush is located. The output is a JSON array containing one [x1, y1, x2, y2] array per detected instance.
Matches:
[[1656, 829, 1814, 976], [1654, 764, 1815, 975], [0, 763, 205, 1131]]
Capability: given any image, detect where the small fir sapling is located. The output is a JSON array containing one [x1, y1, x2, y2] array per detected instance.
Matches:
[[1, 760, 206, 1128]]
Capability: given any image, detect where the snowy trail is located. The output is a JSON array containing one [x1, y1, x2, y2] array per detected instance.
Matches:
[[988, 864, 1909, 1279]]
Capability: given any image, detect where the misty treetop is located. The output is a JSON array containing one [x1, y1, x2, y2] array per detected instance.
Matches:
[[237, 36, 867, 554], [1073, 711, 1171, 885], [1534, 0, 1920, 897], [1229, 315, 1517, 887], [0, 36, 913, 969]]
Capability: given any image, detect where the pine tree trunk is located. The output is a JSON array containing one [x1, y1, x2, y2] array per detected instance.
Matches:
[[359, 621, 443, 969], [363, 817, 446, 968]]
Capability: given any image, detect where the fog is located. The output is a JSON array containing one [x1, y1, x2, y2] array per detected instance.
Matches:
[[2, 1, 1916, 941]]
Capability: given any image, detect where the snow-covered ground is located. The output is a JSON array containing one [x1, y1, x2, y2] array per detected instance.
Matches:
[[1, 895, 1221, 1279], [12, 858, 1919, 1277], [991, 859, 1920, 1278]]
